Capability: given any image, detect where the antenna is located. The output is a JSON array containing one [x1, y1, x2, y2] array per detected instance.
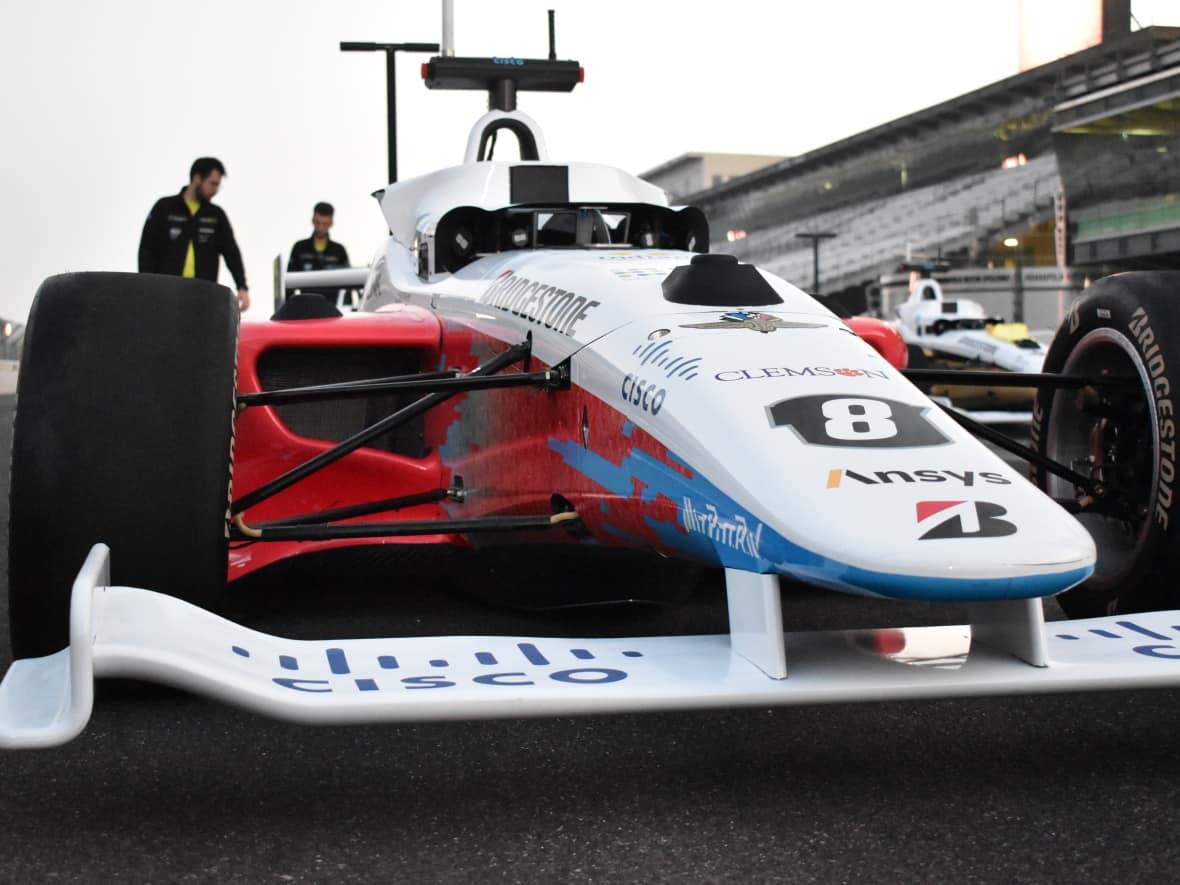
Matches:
[[422, 8, 581, 112], [441, 0, 454, 57]]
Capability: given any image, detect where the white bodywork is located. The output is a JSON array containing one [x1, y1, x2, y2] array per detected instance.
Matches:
[[895, 277, 1047, 373], [360, 137, 1094, 602], [4, 546, 1180, 749]]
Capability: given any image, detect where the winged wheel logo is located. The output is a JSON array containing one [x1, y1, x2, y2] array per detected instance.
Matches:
[[680, 311, 825, 334]]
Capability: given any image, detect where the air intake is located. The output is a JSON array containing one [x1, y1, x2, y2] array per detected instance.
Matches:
[[661, 253, 782, 307]]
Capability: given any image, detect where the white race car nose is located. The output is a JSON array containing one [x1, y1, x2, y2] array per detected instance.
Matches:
[[577, 312, 1095, 601]]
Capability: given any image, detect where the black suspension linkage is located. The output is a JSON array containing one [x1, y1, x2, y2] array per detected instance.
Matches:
[[236, 367, 565, 408], [232, 511, 579, 542], [903, 369, 1139, 389], [236, 369, 459, 407], [230, 341, 556, 517], [251, 487, 458, 529], [933, 402, 1101, 496]]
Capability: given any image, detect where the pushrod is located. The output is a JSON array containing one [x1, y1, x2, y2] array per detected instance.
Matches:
[[255, 488, 453, 528], [231, 342, 531, 516], [234, 513, 573, 542]]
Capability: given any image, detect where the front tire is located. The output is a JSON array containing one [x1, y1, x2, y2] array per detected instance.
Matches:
[[1032, 271, 1180, 617], [8, 273, 238, 658]]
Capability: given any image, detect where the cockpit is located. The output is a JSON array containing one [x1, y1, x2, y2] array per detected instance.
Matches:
[[531, 208, 617, 247], [426, 201, 708, 276]]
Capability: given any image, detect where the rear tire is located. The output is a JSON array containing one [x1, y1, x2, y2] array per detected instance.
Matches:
[[8, 273, 238, 658], [1032, 271, 1180, 617]]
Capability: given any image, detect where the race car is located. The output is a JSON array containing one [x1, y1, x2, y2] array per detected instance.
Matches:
[[3, 35, 1180, 748], [893, 261, 1047, 421]]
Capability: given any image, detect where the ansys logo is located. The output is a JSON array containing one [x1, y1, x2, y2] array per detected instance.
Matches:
[[827, 468, 1011, 488], [916, 500, 1016, 539]]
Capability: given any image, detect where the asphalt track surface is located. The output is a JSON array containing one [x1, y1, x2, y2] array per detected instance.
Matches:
[[0, 393, 1178, 883]]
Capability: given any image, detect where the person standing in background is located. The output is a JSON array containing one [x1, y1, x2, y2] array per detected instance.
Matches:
[[288, 202, 350, 273], [138, 157, 250, 311]]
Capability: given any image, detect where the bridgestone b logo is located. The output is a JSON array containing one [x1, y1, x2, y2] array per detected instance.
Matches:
[[916, 500, 1016, 539]]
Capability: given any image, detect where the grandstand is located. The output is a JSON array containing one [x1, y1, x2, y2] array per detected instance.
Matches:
[[647, 20, 1180, 318]]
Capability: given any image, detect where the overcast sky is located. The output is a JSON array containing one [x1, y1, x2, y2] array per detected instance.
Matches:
[[1, 0, 1175, 322]]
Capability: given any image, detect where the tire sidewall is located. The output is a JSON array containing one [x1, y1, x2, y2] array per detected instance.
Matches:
[[1032, 272, 1180, 611], [8, 272, 238, 658]]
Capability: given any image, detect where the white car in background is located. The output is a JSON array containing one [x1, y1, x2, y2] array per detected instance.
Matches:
[[894, 265, 1046, 421]]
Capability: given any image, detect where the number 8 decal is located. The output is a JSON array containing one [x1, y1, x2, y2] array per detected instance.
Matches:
[[768, 395, 949, 448], [821, 398, 898, 441]]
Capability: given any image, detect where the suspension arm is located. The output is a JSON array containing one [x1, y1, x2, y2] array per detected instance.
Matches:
[[933, 402, 1102, 495], [231, 342, 537, 516], [231, 512, 579, 542], [236, 367, 564, 408], [903, 369, 1138, 389], [250, 487, 457, 529]]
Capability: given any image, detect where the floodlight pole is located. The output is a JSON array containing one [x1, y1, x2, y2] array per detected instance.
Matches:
[[796, 232, 837, 294], [340, 41, 440, 184], [1012, 244, 1025, 323]]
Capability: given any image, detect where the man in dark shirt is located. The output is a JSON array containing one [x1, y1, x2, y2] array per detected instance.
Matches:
[[138, 157, 250, 311], [288, 202, 350, 272]]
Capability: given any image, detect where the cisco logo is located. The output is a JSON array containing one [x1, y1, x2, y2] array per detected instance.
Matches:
[[631, 338, 702, 380], [231, 641, 642, 693], [1055, 620, 1180, 659]]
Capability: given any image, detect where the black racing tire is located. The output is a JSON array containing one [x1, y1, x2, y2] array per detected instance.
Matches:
[[8, 273, 238, 659], [904, 344, 934, 395], [1031, 271, 1180, 617]]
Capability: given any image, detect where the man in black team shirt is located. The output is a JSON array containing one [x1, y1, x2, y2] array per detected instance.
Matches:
[[138, 157, 250, 311], [288, 202, 350, 273]]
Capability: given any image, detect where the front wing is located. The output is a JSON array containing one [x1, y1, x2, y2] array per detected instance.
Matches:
[[4, 545, 1180, 748]]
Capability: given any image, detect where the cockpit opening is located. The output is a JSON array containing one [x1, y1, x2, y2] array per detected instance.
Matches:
[[431, 202, 708, 274], [532, 208, 621, 246]]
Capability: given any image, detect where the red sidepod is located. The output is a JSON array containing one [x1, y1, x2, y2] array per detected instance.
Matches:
[[230, 307, 450, 579]]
